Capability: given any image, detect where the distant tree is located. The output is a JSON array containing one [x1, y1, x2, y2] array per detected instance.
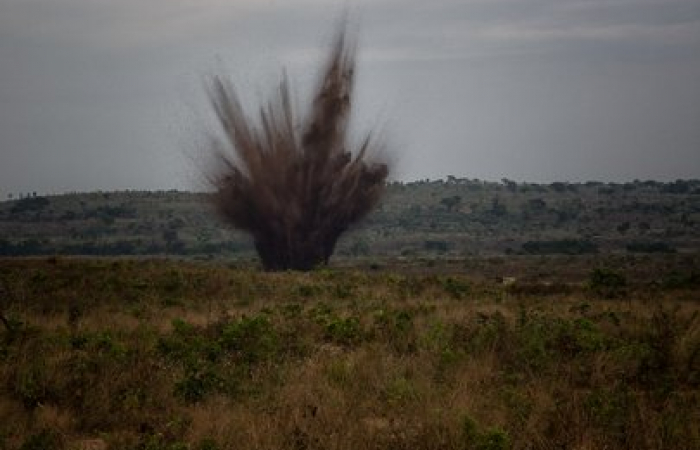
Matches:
[[626, 241, 675, 254], [440, 196, 461, 212], [10, 196, 49, 214], [527, 198, 547, 211], [617, 221, 631, 234], [550, 182, 568, 193], [490, 197, 507, 217], [348, 239, 371, 256], [502, 178, 518, 193], [425, 240, 449, 253], [163, 229, 178, 246], [522, 239, 598, 255], [661, 180, 690, 194]]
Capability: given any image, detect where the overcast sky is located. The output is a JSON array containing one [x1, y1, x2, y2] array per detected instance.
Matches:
[[1, 0, 699, 195]]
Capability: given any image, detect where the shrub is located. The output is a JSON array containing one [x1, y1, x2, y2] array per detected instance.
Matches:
[[12, 358, 49, 409], [660, 271, 700, 289], [588, 267, 627, 297], [10, 196, 50, 214], [372, 308, 415, 349], [626, 241, 676, 253], [19, 429, 63, 450], [325, 316, 363, 346], [442, 277, 471, 299], [461, 415, 511, 450], [174, 367, 225, 403], [522, 239, 598, 255], [425, 240, 449, 254], [219, 314, 278, 364]]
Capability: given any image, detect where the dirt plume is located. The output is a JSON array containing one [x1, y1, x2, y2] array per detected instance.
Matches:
[[205, 23, 389, 270]]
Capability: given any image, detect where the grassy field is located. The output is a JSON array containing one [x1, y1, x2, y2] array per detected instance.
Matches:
[[1, 256, 699, 449]]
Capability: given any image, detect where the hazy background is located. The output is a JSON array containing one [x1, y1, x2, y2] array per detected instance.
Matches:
[[1, 0, 699, 196]]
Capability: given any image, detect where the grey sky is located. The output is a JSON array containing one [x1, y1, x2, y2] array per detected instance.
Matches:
[[1, 0, 699, 195]]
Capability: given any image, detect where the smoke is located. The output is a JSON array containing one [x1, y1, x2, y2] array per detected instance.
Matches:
[[205, 22, 389, 271]]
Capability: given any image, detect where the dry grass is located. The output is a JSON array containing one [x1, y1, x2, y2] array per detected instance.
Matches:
[[0, 257, 699, 449]]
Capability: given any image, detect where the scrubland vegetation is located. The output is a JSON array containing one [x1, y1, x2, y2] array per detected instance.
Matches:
[[1, 256, 698, 449], [2, 178, 699, 259]]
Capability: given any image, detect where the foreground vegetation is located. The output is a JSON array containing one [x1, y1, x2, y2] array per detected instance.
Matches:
[[1, 257, 699, 449]]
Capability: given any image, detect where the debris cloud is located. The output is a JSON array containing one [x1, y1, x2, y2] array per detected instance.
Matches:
[[206, 23, 389, 270]]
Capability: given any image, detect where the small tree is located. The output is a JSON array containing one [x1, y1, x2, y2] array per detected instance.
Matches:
[[206, 23, 389, 271], [440, 196, 461, 212]]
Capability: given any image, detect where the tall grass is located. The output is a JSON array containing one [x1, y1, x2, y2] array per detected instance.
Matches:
[[0, 258, 698, 449]]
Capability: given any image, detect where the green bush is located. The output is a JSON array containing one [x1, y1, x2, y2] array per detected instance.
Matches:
[[442, 277, 471, 299], [19, 429, 62, 450], [588, 267, 627, 297], [553, 318, 607, 357], [461, 415, 511, 450], [371, 308, 416, 354], [174, 367, 225, 403], [220, 314, 278, 364], [325, 316, 363, 346], [660, 271, 700, 289], [584, 386, 634, 442], [13, 358, 49, 408], [160, 315, 279, 403]]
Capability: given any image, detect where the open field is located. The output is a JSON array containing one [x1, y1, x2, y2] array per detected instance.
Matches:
[[1, 256, 699, 449]]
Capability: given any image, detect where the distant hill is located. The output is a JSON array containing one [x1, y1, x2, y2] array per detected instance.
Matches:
[[1, 178, 699, 258]]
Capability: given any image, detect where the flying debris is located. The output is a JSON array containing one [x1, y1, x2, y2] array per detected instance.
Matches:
[[206, 23, 389, 271]]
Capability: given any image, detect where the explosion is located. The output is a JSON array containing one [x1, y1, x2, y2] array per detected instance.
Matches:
[[206, 24, 389, 271]]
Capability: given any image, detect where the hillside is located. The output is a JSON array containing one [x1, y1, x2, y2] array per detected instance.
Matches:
[[1, 178, 699, 259]]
